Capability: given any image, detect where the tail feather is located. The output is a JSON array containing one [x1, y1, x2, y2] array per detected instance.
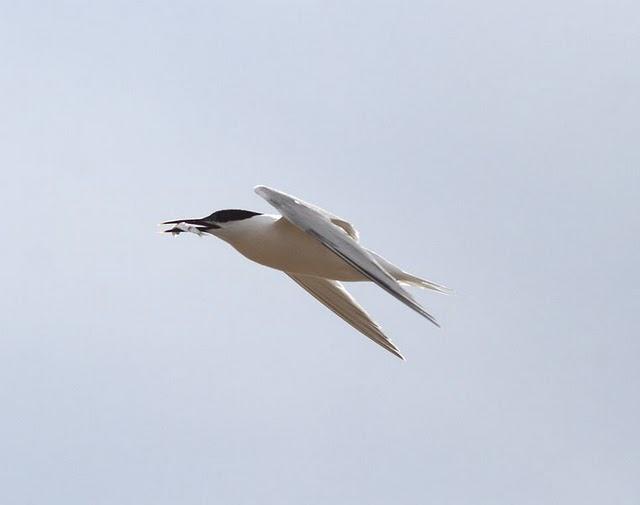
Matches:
[[367, 249, 451, 295], [397, 274, 452, 294]]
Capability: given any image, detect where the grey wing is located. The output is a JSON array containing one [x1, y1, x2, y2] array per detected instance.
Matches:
[[287, 274, 405, 360], [255, 185, 439, 327]]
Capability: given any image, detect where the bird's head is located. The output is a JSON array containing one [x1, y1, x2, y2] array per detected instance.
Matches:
[[161, 209, 263, 236]]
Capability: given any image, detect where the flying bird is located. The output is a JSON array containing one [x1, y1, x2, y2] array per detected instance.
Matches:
[[161, 186, 449, 360]]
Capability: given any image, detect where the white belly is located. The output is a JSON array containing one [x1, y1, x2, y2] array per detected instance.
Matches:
[[218, 216, 366, 281]]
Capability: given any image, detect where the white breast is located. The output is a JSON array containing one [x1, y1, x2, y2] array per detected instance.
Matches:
[[215, 215, 366, 281]]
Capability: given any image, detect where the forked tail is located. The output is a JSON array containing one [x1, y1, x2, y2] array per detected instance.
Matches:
[[367, 250, 451, 295]]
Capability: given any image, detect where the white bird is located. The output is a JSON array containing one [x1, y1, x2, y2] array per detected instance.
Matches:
[[161, 186, 449, 360]]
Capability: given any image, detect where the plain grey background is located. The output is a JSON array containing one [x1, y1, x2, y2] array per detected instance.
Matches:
[[1, 1, 639, 504]]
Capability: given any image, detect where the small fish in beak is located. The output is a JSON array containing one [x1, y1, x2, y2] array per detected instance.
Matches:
[[161, 217, 220, 236]]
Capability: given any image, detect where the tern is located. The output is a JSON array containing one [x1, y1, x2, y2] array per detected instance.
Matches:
[[161, 186, 449, 360]]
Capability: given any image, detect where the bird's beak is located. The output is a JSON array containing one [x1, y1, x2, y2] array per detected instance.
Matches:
[[161, 217, 220, 235]]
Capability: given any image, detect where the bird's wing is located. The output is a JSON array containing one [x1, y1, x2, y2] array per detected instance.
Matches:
[[255, 185, 439, 326], [281, 193, 360, 241], [327, 216, 359, 241], [287, 273, 405, 360], [307, 205, 359, 241]]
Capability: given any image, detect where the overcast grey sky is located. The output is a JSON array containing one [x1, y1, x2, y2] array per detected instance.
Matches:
[[1, 1, 639, 504]]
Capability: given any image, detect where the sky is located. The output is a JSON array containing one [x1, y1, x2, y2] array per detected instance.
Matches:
[[1, 1, 639, 504]]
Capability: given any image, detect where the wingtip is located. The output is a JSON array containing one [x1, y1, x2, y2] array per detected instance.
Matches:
[[254, 185, 270, 196], [383, 340, 406, 360], [387, 347, 406, 361], [413, 305, 441, 328], [425, 312, 441, 328]]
